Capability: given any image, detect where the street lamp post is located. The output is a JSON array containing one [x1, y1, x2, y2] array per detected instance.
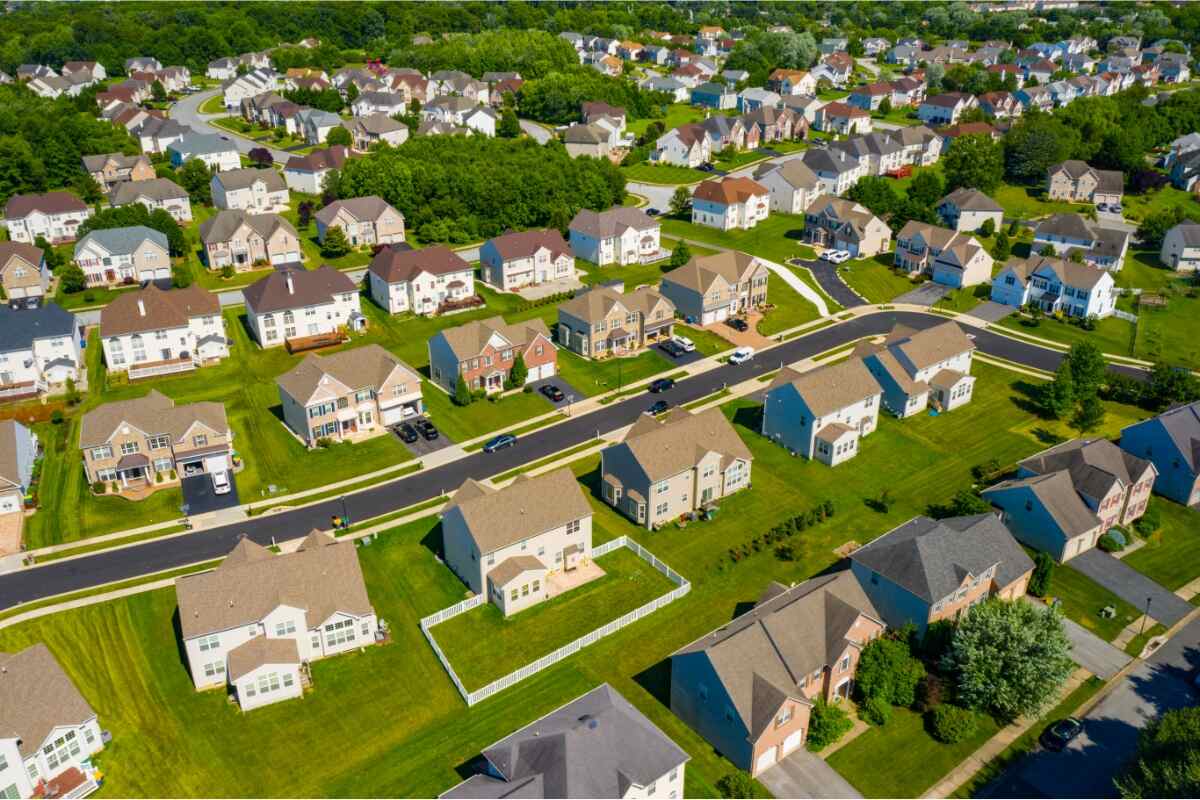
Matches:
[[340, 495, 350, 530], [1139, 596, 1153, 635]]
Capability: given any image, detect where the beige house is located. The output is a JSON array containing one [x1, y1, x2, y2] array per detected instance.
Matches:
[[601, 407, 753, 529], [0, 241, 48, 301], [894, 221, 994, 288], [804, 195, 892, 258], [563, 123, 613, 159], [199, 210, 301, 271], [73, 226, 171, 287], [79, 390, 233, 495], [345, 113, 409, 152], [660, 251, 769, 325], [277, 344, 423, 446], [557, 285, 675, 359], [109, 177, 193, 223], [315, 196, 405, 247], [81, 152, 155, 191], [1047, 160, 1124, 206], [211, 167, 290, 213], [479, 229, 576, 292], [441, 469, 594, 616]]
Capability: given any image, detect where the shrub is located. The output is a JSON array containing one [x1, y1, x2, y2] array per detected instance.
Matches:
[[220, 263, 234, 279], [1029, 551, 1055, 598], [169, 469, 177, 480], [716, 771, 755, 799], [92, 481, 105, 494], [915, 673, 946, 713], [806, 700, 853, 751], [863, 695, 892, 726], [82, 291, 95, 303], [979, 218, 996, 237], [155, 471, 164, 484], [920, 620, 957, 665], [50, 409, 64, 424], [522, 384, 533, 393], [316, 436, 334, 448], [1098, 530, 1126, 552], [109, 481, 118, 494], [1133, 502, 1161, 536], [856, 634, 925, 707], [775, 542, 796, 561], [927, 704, 978, 744]]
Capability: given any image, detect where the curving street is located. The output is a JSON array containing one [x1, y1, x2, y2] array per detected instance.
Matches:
[[171, 88, 295, 164]]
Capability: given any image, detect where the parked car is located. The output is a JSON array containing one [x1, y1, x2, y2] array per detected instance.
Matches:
[[1097, 203, 1109, 212], [211, 470, 231, 495], [828, 250, 851, 264], [483, 433, 518, 453], [1111, 203, 1123, 213], [649, 377, 675, 393], [647, 399, 670, 415], [726, 317, 749, 332], [539, 384, 565, 402], [646, 207, 661, 216], [698, 162, 715, 172], [672, 335, 695, 352], [729, 346, 755, 364], [397, 423, 419, 443], [660, 339, 686, 358], [416, 419, 439, 441], [1040, 718, 1083, 752]]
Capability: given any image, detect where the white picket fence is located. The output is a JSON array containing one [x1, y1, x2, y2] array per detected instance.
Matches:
[[419, 536, 690, 707], [1112, 308, 1139, 323]]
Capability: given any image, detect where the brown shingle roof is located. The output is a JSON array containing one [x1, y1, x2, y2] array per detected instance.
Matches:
[[435, 315, 551, 361], [100, 284, 219, 337], [568, 207, 657, 238], [78, 390, 229, 449], [0, 241, 45, 271], [617, 406, 753, 482], [315, 195, 398, 226], [276, 343, 419, 405], [4, 191, 87, 218], [227, 636, 300, 681], [242, 265, 356, 314], [768, 357, 881, 417], [368, 245, 469, 284], [284, 145, 350, 173], [662, 251, 763, 294], [486, 229, 571, 262], [199, 210, 297, 246], [446, 468, 592, 554], [692, 176, 768, 205], [0, 644, 97, 758], [213, 167, 286, 193]]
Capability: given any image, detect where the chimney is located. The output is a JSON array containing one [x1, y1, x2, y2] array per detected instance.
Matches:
[[137, 299, 146, 317], [286, 271, 294, 295]]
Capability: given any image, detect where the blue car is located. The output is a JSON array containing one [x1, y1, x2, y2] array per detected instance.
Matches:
[[483, 433, 518, 453]]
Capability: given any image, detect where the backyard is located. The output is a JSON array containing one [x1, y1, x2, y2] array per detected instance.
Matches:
[[661, 214, 819, 264], [626, 103, 706, 137], [620, 163, 709, 185]]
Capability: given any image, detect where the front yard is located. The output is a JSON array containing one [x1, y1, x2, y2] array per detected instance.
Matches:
[[661, 214, 819, 264], [839, 254, 915, 304], [757, 272, 823, 334], [1123, 498, 1200, 591], [995, 313, 1137, 360], [1040, 559, 1140, 642], [620, 163, 709, 185]]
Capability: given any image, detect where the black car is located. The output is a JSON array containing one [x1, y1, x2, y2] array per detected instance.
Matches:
[[646, 207, 661, 216], [647, 399, 670, 415], [416, 419, 439, 440], [698, 162, 715, 172], [396, 423, 419, 443], [1040, 718, 1083, 752], [648, 378, 675, 393], [539, 384, 565, 402], [660, 340, 686, 358], [726, 317, 749, 332], [483, 433, 518, 453]]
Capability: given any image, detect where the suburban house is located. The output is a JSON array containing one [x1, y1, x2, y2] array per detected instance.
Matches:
[[297, 108, 347, 145], [367, 246, 475, 316], [82, 152, 154, 191], [1017, 439, 1156, 530], [743, 106, 805, 144], [421, 97, 498, 136], [816, 101, 872, 135], [315, 196, 405, 248], [346, 113, 408, 152], [79, 390, 232, 493], [351, 90, 407, 117], [893, 221, 994, 287], [1160, 221, 1200, 271], [0, 303, 81, 400], [109, 177, 193, 223], [442, 468, 593, 615], [761, 358, 882, 466], [601, 407, 753, 529], [99, 285, 227, 379], [848, 514, 1034, 632], [739, 87, 782, 112], [936, 188, 1004, 233], [1032, 213, 1130, 270], [1169, 148, 1200, 191], [0, 420, 35, 518], [167, 133, 242, 173], [660, 251, 769, 325], [855, 321, 977, 418], [73, 226, 171, 287], [1046, 160, 1124, 205], [131, 115, 189, 154], [691, 177, 770, 231], [803, 195, 892, 258], [978, 90, 1023, 119], [244, 266, 363, 348], [0, 242, 48, 303], [428, 316, 556, 394], [642, 75, 689, 102], [277, 344, 423, 445], [211, 168, 290, 213], [175, 532, 378, 712], [1016, 85, 1055, 113], [814, 51, 855, 86], [990, 255, 1117, 319], [652, 123, 711, 168], [831, 132, 904, 178], [563, 123, 612, 159], [0, 643, 105, 800], [755, 160, 821, 214], [767, 68, 816, 95], [282, 145, 351, 194], [670, 570, 883, 776], [568, 207, 662, 266], [480, 229, 576, 292], [1120, 401, 1200, 507], [556, 285, 675, 360], [848, 81, 893, 112], [890, 124, 943, 167], [3, 192, 92, 244], [918, 92, 977, 126], [443, 684, 689, 799], [690, 81, 737, 109], [198, 210, 301, 271], [800, 146, 865, 195]]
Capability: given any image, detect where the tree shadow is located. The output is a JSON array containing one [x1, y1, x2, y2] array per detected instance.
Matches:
[[1031, 427, 1065, 445], [1010, 379, 1051, 419]]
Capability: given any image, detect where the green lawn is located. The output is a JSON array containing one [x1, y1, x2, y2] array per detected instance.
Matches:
[[576, 237, 718, 288], [620, 163, 709, 185], [1042, 561, 1140, 642], [936, 284, 990, 314], [198, 94, 227, 114], [556, 347, 676, 398], [840, 254, 916, 304], [995, 313, 1137, 359], [420, 381, 553, 442], [713, 149, 772, 172], [1120, 185, 1198, 223], [627, 103, 706, 136], [993, 184, 1091, 221], [1133, 290, 1200, 370], [661, 214, 818, 265], [54, 282, 144, 311], [1123, 498, 1200, 591], [1114, 249, 1186, 292], [828, 705, 1002, 798], [431, 547, 678, 690], [758, 272, 823, 335]]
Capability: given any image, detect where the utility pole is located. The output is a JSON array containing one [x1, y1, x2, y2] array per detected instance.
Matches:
[[1139, 596, 1153, 636]]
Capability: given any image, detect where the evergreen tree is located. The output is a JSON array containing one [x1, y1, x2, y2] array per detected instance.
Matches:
[[670, 240, 691, 267], [1044, 359, 1075, 418], [508, 352, 528, 388], [321, 226, 351, 257], [454, 373, 472, 406], [993, 229, 1011, 260], [58, 262, 86, 294]]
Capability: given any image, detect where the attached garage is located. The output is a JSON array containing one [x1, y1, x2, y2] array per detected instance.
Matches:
[[754, 745, 778, 775], [153, 267, 170, 280], [782, 730, 804, 756], [205, 454, 229, 473], [271, 251, 301, 265], [528, 362, 556, 381], [379, 403, 416, 426], [702, 305, 731, 325]]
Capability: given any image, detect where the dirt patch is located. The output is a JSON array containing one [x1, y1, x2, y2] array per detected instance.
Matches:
[[833, 540, 861, 558]]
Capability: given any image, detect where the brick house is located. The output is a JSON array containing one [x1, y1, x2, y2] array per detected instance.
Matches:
[[428, 316, 556, 394]]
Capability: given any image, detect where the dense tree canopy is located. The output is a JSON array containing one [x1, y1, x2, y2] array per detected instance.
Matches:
[[517, 67, 669, 124], [1117, 706, 1200, 798], [388, 30, 578, 80]]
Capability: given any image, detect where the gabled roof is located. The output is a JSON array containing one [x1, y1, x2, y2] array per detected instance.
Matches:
[[486, 229, 571, 262], [755, 159, 820, 192], [227, 636, 300, 681], [277, 343, 419, 405], [0, 241, 45, 270], [569, 207, 657, 238], [213, 167, 287, 193], [79, 390, 228, 448], [76, 225, 168, 257], [316, 195, 398, 226], [242, 265, 356, 314], [100, 284, 219, 337], [435, 315, 551, 362], [446, 468, 592, 555], [284, 145, 350, 174], [822, 101, 869, 119], [692, 176, 767, 205], [663, 251, 763, 294], [1035, 213, 1097, 242], [0, 302, 74, 352], [0, 644, 97, 758], [984, 471, 1102, 536], [939, 187, 1003, 213], [1125, 401, 1200, 473], [169, 132, 237, 158], [867, 321, 976, 372], [369, 245, 469, 284], [110, 177, 188, 205], [1019, 438, 1154, 501], [767, 357, 881, 417], [612, 406, 752, 483], [4, 191, 87, 219], [563, 122, 608, 145], [558, 285, 669, 324]]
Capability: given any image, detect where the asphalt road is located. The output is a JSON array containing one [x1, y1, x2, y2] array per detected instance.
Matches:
[[800, 258, 868, 308], [0, 310, 1150, 612], [171, 88, 295, 164]]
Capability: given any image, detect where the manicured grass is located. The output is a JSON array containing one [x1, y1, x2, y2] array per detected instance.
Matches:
[[1119, 185, 1198, 223], [54, 282, 143, 311], [817, 88, 850, 101], [839, 254, 916, 304], [995, 313, 1137, 359], [247, 461, 423, 517], [828, 705, 1002, 798], [713, 149, 771, 172], [556, 347, 676, 399], [758, 272, 823, 335], [1124, 622, 1168, 658], [431, 547, 678, 691], [1114, 249, 1187, 292], [1133, 290, 1200, 370], [992, 184, 1090, 220], [576, 237, 718, 288], [661, 214, 818, 264], [1042, 561, 1140, 642], [627, 103, 706, 136], [676, 322, 735, 355], [872, 107, 921, 126], [421, 381, 554, 443], [936, 284, 990, 314], [1122, 498, 1200, 591], [198, 94, 227, 114], [620, 162, 709, 185]]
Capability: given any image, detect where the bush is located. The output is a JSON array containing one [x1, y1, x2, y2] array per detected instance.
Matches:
[[92, 481, 105, 494], [109, 481, 118, 494], [915, 673, 945, 713], [169, 469, 177, 480], [863, 696, 892, 726], [806, 700, 853, 751], [155, 471, 164, 484], [856, 633, 926, 707], [1029, 551, 1055, 598], [920, 620, 957, 664], [1098, 530, 1126, 552], [50, 409, 64, 424], [1133, 502, 1161, 536], [316, 437, 334, 448], [774, 542, 797, 561], [927, 704, 978, 744], [716, 772, 755, 799], [220, 263, 234, 279]]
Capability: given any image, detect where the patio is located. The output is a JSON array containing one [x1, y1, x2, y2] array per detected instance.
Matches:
[[545, 559, 605, 599]]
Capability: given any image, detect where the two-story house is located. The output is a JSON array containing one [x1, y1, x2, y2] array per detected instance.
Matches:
[[211, 168, 290, 213], [108, 177, 193, 224], [936, 188, 1004, 233], [4, 192, 92, 244], [480, 229, 576, 292], [199, 210, 301, 271], [690, 81, 737, 110], [315, 196, 405, 248], [244, 267, 363, 348], [444, 684, 688, 799], [73, 226, 171, 287], [556, 286, 675, 359], [282, 145, 351, 194], [803, 195, 892, 258], [367, 246, 475, 316], [832, 132, 905, 178], [761, 357, 882, 466], [277, 344, 423, 445], [1046, 160, 1124, 205], [79, 390, 232, 493], [1015, 438, 1156, 532], [660, 251, 768, 325], [767, 68, 816, 96], [816, 102, 872, 135], [0, 242, 48, 303], [0, 304, 80, 400], [849, 514, 1034, 633], [568, 207, 662, 266], [755, 160, 821, 215], [856, 321, 976, 418], [81, 152, 154, 192], [1033, 214, 1130, 271], [652, 123, 711, 168], [982, 474, 1102, 564], [0, 644, 105, 800], [99, 285, 227, 379], [990, 255, 1117, 319], [0, 420, 36, 519], [691, 177, 770, 231], [428, 316, 556, 394], [345, 113, 408, 153], [1119, 401, 1200, 507], [167, 133, 242, 173], [175, 532, 378, 711], [893, 221, 994, 287], [800, 148, 866, 197], [441, 468, 594, 615], [671, 570, 883, 776], [601, 407, 753, 529], [1159, 221, 1200, 272], [918, 92, 977, 126]]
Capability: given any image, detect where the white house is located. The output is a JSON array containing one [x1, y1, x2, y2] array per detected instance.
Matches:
[[282, 145, 350, 194], [99, 285, 228, 377], [568, 207, 662, 266], [175, 532, 378, 712], [801, 147, 866, 196], [936, 188, 1004, 233], [691, 176, 770, 231], [990, 255, 1117, 319], [167, 133, 241, 173], [367, 246, 476, 316], [1160, 221, 1200, 272], [857, 321, 976, 418], [221, 68, 279, 109], [480, 229, 576, 292], [211, 168, 290, 213], [421, 97, 498, 137], [1033, 213, 1130, 271], [243, 266, 365, 348], [894, 221, 994, 288], [0, 303, 81, 399], [652, 123, 711, 167], [762, 357, 882, 466], [756, 160, 821, 214], [3, 192, 92, 245]]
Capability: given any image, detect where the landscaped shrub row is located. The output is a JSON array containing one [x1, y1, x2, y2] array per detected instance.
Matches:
[[726, 500, 835, 564], [513, 290, 576, 312]]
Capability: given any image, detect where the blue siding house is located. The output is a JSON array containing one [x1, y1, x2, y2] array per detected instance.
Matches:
[[1120, 401, 1200, 507], [691, 82, 736, 110]]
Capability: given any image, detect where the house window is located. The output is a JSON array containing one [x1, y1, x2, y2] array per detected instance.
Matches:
[[120, 441, 139, 456], [510, 589, 519, 602], [532, 580, 540, 592], [0, 754, 7, 773], [203, 660, 226, 678], [311, 635, 320, 650], [324, 619, 357, 647], [776, 707, 793, 727], [91, 445, 113, 460], [197, 634, 220, 651], [840, 655, 850, 672], [275, 620, 296, 636], [193, 434, 208, 447], [148, 435, 170, 450], [566, 519, 581, 535]]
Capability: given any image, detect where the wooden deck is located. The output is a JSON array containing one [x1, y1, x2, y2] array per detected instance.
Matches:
[[285, 332, 348, 354]]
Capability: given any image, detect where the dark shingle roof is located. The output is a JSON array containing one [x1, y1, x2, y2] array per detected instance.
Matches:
[[0, 303, 75, 351]]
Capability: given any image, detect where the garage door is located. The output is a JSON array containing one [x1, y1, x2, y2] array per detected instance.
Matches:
[[531, 363, 556, 380], [754, 746, 777, 775], [782, 730, 804, 756], [204, 454, 229, 473], [154, 267, 170, 280], [271, 251, 301, 264], [379, 405, 405, 426]]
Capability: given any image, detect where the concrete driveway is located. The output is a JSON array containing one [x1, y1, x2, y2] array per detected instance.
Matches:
[[968, 300, 1017, 323], [1071, 549, 1193, 627], [894, 282, 952, 306], [1026, 598, 1132, 680], [181, 473, 239, 515], [759, 748, 863, 799]]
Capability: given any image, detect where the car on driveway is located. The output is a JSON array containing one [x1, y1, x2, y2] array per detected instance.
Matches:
[[415, 419, 439, 441], [672, 334, 695, 352], [1097, 203, 1109, 212], [212, 470, 231, 495], [397, 423, 419, 443], [726, 317, 749, 332], [828, 250, 851, 264], [698, 163, 715, 172], [729, 346, 755, 364], [1040, 717, 1083, 752], [648, 377, 675, 393], [483, 433, 518, 453], [647, 399, 670, 415], [1111, 203, 1123, 214], [660, 340, 686, 358], [646, 208, 661, 216], [539, 384, 565, 402]]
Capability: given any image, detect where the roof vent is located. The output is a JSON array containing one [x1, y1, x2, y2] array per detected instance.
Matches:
[[137, 299, 146, 317]]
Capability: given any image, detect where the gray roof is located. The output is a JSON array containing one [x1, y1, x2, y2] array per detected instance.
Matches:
[[984, 471, 1102, 537], [445, 468, 592, 555], [75, 225, 168, 258], [0, 302, 75, 352], [169, 132, 237, 158], [0, 644, 97, 758], [939, 187, 1003, 213], [850, 515, 1034, 603], [199, 210, 297, 246], [1035, 213, 1096, 242], [1021, 438, 1154, 501], [802, 146, 860, 175], [442, 684, 688, 799], [242, 265, 356, 314], [569, 207, 657, 238], [214, 167, 286, 193], [1125, 400, 1200, 472], [767, 357, 881, 417], [1167, 222, 1200, 247], [110, 177, 188, 205]]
